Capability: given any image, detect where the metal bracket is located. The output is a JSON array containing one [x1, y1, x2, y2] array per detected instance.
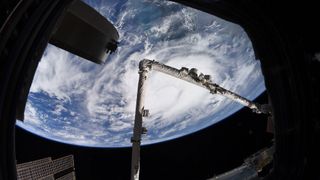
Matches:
[[141, 127, 148, 134], [142, 109, 149, 117]]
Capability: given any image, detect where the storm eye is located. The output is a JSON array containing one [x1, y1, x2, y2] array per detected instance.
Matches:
[[16, 0, 265, 148]]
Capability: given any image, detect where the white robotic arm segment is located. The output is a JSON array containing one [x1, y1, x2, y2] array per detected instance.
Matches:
[[130, 59, 271, 180]]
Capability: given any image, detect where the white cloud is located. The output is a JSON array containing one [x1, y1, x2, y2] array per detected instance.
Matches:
[[23, 102, 42, 126], [18, 0, 265, 147], [31, 46, 96, 101]]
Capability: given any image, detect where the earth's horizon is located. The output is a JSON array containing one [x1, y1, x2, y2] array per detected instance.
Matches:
[[16, 0, 265, 148]]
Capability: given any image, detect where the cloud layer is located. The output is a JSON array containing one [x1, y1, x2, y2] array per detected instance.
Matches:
[[17, 0, 265, 147]]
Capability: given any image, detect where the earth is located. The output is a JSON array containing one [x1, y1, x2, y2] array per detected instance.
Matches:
[[16, 0, 265, 147]]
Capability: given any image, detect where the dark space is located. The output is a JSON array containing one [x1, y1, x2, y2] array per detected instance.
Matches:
[[15, 92, 273, 180], [1, 0, 320, 180]]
